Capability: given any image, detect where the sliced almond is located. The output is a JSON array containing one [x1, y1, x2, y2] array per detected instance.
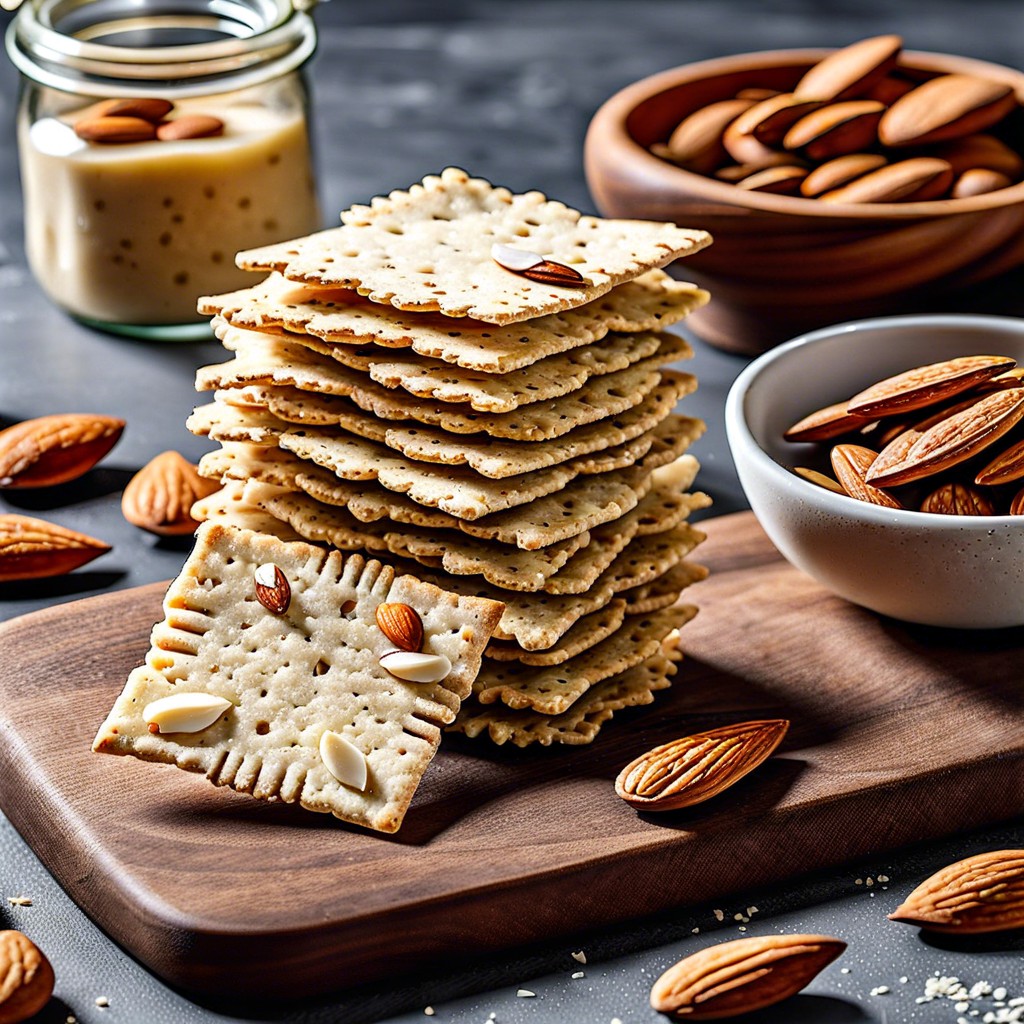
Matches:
[[490, 244, 587, 288], [847, 355, 1016, 417], [615, 719, 788, 812], [143, 692, 232, 735], [665, 98, 756, 173], [319, 731, 368, 791], [650, 934, 846, 1019], [0, 413, 125, 489], [820, 157, 953, 203], [830, 444, 903, 508], [121, 451, 219, 536], [783, 100, 885, 161], [254, 562, 291, 615], [0, 514, 109, 581], [735, 165, 808, 195], [794, 466, 846, 494], [784, 400, 872, 442], [866, 389, 1024, 487], [156, 114, 224, 141], [889, 850, 1024, 933], [379, 650, 452, 683], [375, 602, 424, 652], [879, 74, 1018, 147], [800, 152, 887, 197], [794, 34, 902, 101], [975, 437, 1024, 485], [951, 167, 1014, 199], [920, 482, 995, 515], [74, 115, 157, 144]]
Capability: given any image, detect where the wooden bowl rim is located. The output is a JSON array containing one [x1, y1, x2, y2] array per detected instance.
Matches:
[[588, 46, 1024, 219]]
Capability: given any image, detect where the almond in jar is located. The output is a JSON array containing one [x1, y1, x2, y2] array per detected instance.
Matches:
[[6, 0, 321, 339]]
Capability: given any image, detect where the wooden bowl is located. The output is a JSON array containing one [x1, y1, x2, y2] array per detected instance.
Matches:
[[585, 48, 1024, 353]]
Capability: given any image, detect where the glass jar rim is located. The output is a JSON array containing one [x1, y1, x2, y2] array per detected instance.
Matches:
[[6, 0, 316, 98]]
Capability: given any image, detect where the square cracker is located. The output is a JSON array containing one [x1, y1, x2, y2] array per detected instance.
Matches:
[[92, 523, 503, 834], [235, 168, 711, 324]]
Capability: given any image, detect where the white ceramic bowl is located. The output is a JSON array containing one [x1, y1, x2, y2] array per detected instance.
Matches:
[[725, 313, 1024, 628]]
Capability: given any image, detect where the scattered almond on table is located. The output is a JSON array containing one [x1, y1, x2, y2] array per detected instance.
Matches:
[[0, 929, 55, 1024], [652, 35, 1023, 201], [121, 450, 219, 536], [0, 413, 124, 489]]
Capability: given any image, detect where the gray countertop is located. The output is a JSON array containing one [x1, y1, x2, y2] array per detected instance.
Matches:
[[1, 2, 1023, 1022]]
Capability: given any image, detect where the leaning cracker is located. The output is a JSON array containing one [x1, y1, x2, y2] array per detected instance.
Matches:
[[200, 269, 708, 372], [452, 650, 682, 747], [235, 168, 711, 324], [485, 599, 629, 665], [474, 608, 682, 714], [92, 523, 503, 834]]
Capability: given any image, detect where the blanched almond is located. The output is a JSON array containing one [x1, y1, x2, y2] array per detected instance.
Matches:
[[794, 35, 902, 101], [319, 731, 368, 791], [143, 693, 232, 735], [379, 650, 452, 683]]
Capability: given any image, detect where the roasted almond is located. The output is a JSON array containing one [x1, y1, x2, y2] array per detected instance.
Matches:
[[121, 450, 219, 536], [156, 114, 225, 141], [784, 400, 872, 442], [866, 389, 1024, 487], [0, 514, 110, 582], [94, 97, 174, 122], [665, 98, 756, 173], [0, 413, 124, 489], [920, 482, 995, 515], [951, 167, 1014, 199], [615, 719, 788, 812], [735, 87, 781, 101], [254, 562, 291, 615], [375, 602, 424, 652], [729, 93, 823, 147], [889, 849, 1024, 933], [714, 151, 801, 181], [975, 437, 1024, 485], [0, 930, 55, 1023], [794, 34, 902, 101], [783, 100, 885, 162], [932, 133, 1024, 178], [847, 355, 1016, 417], [800, 152, 887, 197], [1011, 486, 1024, 515], [820, 157, 953, 203], [735, 165, 808, 194], [650, 934, 846, 1019], [721, 119, 778, 166], [879, 73, 1018, 147], [830, 444, 904, 508], [74, 115, 157, 144]]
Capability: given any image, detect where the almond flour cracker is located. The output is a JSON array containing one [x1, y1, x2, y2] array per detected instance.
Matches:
[[92, 523, 503, 833]]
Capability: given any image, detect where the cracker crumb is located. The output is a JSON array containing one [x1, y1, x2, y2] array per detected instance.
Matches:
[[877, 874, 889, 882], [747, 906, 758, 915], [841, 968, 851, 975], [571, 950, 587, 964], [424, 1008, 435, 1017], [713, 909, 724, 922], [691, 927, 700, 934], [7, 895, 32, 906], [95, 996, 110, 1008], [871, 986, 891, 996], [611, 1019, 623, 1024], [517, 989, 535, 998], [900, 977, 909, 984], [571, 971, 585, 980], [738, 926, 747, 932]]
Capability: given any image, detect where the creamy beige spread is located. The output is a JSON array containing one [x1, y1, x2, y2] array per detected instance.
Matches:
[[19, 99, 320, 325]]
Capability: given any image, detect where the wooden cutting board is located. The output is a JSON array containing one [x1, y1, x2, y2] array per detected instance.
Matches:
[[1, 511, 1022, 998]]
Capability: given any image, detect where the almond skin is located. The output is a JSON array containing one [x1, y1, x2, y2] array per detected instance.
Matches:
[[375, 602, 425, 653], [121, 450, 219, 536], [650, 934, 846, 1019], [0, 514, 110, 582], [615, 719, 788, 812], [0, 413, 124, 489], [830, 444, 904, 509], [0, 930, 55, 1023], [889, 850, 1024, 933]]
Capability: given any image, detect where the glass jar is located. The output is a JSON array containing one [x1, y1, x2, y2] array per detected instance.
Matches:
[[6, 0, 321, 339]]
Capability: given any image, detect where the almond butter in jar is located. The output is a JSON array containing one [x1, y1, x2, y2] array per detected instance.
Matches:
[[6, 0, 321, 339]]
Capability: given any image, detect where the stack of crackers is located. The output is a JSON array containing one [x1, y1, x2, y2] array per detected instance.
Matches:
[[189, 169, 713, 748], [92, 169, 713, 833]]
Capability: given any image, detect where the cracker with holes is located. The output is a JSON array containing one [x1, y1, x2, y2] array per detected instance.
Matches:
[[92, 523, 503, 833], [235, 168, 711, 324], [199, 270, 707, 372]]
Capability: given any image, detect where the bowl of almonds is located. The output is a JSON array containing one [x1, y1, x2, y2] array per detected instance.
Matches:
[[585, 36, 1024, 352], [725, 313, 1024, 629]]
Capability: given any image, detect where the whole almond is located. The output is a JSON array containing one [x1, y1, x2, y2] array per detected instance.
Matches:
[[615, 719, 788, 812], [0, 930, 55, 1023], [879, 73, 1018, 147], [820, 157, 954, 203], [0, 514, 110, 582], [0, 413, 125, 489], [729, 93, 823, 147], [783, 100, 885, 162], [650, 934, 846, 1019], [254, 562, 291, 615], [830, 444, 904, 508], [375, 602, 424, 652], [794, 34, 902, 101], [94, 97, 174, 122], [866, 389, 1024, 487], [735, 87, 781, 101], [889, 849, 1024, 933], [932, 134, 1024, 178], [864, 74, 917, 105], [666, 99, 756, 173], [735, 165, 808, 195], [722, 120, 778, 166], [74, 115, 157, 144], [156, 114, 225, 141], [847, 355, 1016, 417], [121, 451, 219, 536], [920, 482, 995, 515], [784, 400, 873, 442], [975, 437, 1024, 485], [951, 167, 1014, 199], [800, 152, 887, 197], [714, 151, 801, 181]]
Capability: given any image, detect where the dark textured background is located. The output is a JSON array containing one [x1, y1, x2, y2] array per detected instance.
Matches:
[[1, 2, 1023, 1021]]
